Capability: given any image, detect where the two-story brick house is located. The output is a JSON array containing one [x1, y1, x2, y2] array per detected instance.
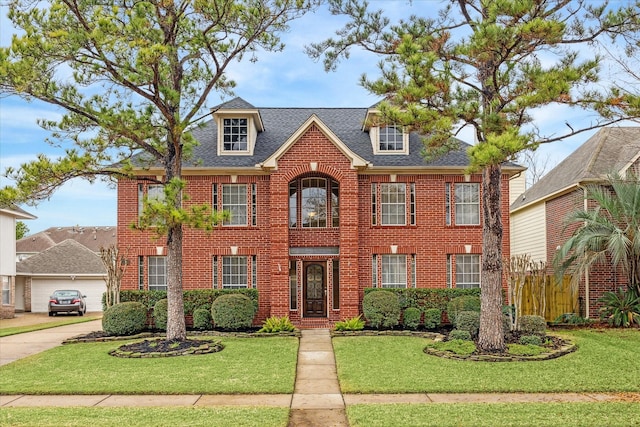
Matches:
[[117, 97, 523, 327]]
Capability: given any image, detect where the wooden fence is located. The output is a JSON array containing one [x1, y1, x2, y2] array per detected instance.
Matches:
[[518, 275, 577, 322]]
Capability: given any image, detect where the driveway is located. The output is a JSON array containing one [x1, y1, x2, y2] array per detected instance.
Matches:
[[0, 316, 102, 366]]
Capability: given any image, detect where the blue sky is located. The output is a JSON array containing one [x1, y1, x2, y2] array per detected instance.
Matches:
[[0, 1, 614, 235]]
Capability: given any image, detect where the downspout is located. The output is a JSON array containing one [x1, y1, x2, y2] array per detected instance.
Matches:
[[577, 184, 590, 318]]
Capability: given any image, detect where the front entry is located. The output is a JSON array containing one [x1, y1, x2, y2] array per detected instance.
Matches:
[[303, 262, 326, 317]]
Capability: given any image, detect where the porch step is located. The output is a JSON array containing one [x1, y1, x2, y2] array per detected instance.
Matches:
[[295, 319, 335, 329]]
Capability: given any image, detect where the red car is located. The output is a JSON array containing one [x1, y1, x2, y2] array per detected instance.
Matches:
[[48, 290, 87, 316]]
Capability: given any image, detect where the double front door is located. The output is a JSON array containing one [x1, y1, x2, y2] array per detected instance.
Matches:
[[303, 262, 326, 317]]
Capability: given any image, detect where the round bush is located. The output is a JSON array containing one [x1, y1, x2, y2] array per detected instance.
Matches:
[[402, 307, 421, 330], [192, 307, 212, 330], [102, 302, 147, 336], [446, 295, 481, 323], [455, 310, 481, 338], [211, 294, 257, 330], [449, 329, 472, 341], [519, 315, 546, 335], [153, 298, 168, 331], [519, 334, 543, 346], [363, 290, 401, 329], [423, 308, 442, 330]]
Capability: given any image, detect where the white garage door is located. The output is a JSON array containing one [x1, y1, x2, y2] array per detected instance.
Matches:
[[31, 278, 106, 313]]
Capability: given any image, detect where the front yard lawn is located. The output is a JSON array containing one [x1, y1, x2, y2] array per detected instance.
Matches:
[[0, 314, 102, 337], [334, 329, 640, 393], [347, 402, 640, 427], [0, 407, 289, 427], [0, 337, 298, 395]]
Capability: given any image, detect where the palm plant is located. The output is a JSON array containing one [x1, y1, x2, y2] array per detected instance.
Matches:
[[554, 172, 640, 296]]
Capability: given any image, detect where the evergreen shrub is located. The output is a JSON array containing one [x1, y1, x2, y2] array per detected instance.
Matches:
[[362, 290, 401, 329], [211, 294, 256, 330], [102, 302, 147, 336], [153, 298, 168, 331]]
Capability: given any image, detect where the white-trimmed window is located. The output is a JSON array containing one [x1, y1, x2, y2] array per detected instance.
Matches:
[[223, 118, 248, 151], [138, 184, 164, 218], [223, 184, 247, 226], [446, 183, 480, 225], [148, 256, 167, 291], [372, 254, 413, 289], [2, 276, 10, 305], [222, 256, 248, 289], [372, 183, 415, 226], [447, 254, 481, 289], [379, 125, 404, 151], [289, 177, 339, 228]]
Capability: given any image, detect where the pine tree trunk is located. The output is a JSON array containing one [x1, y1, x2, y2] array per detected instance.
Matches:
[[166, 223, 187, 341], [477, 164, 505, 352]]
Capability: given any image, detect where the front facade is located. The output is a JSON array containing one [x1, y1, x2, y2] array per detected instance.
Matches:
[[511, 127, 640, 318], [117, 98, 521, 326]]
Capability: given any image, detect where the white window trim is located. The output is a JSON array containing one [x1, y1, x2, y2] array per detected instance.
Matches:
[[454, 183, 481, 226], [217, 114, 257, 156], [380, 254, 408, 289], [370, 126, 409, 155], [221, 256, 249, 289], [222, 184, 248, 226]]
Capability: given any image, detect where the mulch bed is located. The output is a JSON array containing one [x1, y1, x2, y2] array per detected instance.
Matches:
[[109, 338, 224, 358]]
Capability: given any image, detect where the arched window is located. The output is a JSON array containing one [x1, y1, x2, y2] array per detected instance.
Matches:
[[289, 177, 339, 228]]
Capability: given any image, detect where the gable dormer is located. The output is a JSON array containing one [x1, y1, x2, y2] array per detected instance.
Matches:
[[363, 106, 409, 155], [213, 97, 264, 156]]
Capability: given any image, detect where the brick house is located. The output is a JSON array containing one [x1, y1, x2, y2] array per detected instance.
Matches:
[[117, 98, 523, 327], [510, 127, 640, 319]]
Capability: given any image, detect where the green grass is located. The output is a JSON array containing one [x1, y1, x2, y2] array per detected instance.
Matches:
[[334, 330, 640, 393], [0, 314, 102, 337], [0, 337, 298, 394], [347, 402, 640, 427], [0, 407, 289, 427]]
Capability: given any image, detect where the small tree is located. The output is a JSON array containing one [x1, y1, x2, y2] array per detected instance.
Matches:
[[99, 245, 127, 309], [555, 172, 640, 296], [15, 221, 29, 240], [504, 254, 548, 330]]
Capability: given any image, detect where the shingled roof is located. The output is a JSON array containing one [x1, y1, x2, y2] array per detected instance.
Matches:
[[511, 127, 640, 211], [133, 97, 522, 172], [16, 226, 116, 254], [16, 239, 106, 276]]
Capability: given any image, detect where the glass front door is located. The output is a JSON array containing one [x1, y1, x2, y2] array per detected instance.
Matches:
[[304, 262, 326, 317]]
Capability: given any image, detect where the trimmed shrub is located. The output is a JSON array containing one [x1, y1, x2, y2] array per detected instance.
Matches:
[[153, 298, 168, 331], [519, 315, 546, 335], [519, 335, 543, 346], [363, 287, 481, 312], [446, 295, 481, 323], [192, 307, 212, 330], [362, 290, 401, 329], [402, 307, 421, 330], [334, 315, 365, 331], [211, 294, 256, 330], [449, 329, 472, 341], [455, 311, 481, 338], [258, 316, 296, 333], [423, 308, 442, 330], [102, 302, 147, 336]]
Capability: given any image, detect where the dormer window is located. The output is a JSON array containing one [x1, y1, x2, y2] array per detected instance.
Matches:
[[223, 118, 248, 151], [363, 107, 410, 155], [379, 125, 404, 151]]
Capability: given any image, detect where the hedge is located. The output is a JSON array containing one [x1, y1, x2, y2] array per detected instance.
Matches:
[[363, 288, 481, 313], [103, 289, 259, 314]]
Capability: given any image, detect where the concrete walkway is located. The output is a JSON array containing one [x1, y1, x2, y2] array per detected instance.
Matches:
[[1, 323, 639, 426]]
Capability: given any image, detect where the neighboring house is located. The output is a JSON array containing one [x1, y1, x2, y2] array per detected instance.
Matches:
[[0, 205, 36, 319], [117, 97, 524, 327], [16, 239, 107, 313], [510, 127, 640, 318], [15, 226, 116, 313]]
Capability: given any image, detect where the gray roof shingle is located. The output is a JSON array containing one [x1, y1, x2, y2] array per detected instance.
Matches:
[[16, 239, 106, 275], [511, 127, 640, 211], [16, 226, 117, 254]]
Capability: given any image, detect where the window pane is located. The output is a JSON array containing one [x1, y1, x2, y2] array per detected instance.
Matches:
[[222, 256, 248, 289], [289, 182, 297, 227], [223, 118, 248, 151], [456, 254, 480, 289], [302, 178, 327, 228], [379, 125, 404, 151], [290, 261, 298, 310], [2, 276, 10, 305], [332, 260, 340, 309], [381, 254, 407, 288], [148, 256, 167, 291], [331, 180, 340, 227], [222, 184, 247, 226], [381, 183, 406, 225], [455, 183, 480, 225]]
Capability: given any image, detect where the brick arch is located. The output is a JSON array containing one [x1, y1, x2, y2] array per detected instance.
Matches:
[[282, 163, 345, 183]]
